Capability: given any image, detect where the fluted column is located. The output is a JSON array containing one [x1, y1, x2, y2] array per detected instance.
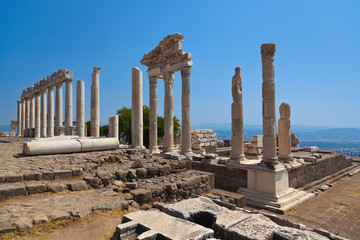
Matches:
[[47, 86, 55, 137], [55, 82, 64, 136], [65, 79, 73, 135], [228, 67, 246, 165], [40, 91, 47, 138], [260, 43, 280, 169], [278, 102, 292, 162], [76, 80, 85, 137], [34, 94, 41, 138], [91, 66, 101, 137], [163, 72, 174, 152], [25, 98, 30, 137], [21, 100, 25, 136], [180, 66, 192, 155], [30, 96, 35, 137], [17, 101, 22, 136], [149, 76, 158, 152], [131, 67, 143, 147]]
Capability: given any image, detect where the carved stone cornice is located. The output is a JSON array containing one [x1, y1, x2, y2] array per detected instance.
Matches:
[[261, 43, 276, 60]]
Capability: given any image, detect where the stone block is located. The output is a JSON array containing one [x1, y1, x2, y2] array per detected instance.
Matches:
[[54, 169, 73, 179], [33, 213, 48, 225], [25, 182, 46, 194], [46, 182, 67, 193], [130, 189, 152, 204], [5, 174, 23, 183], [49, 210, 71, 221], [13, 217, 33, 230], [0, 183, 26, 200], [41, 171, 54, 180], [67, 181, 88, 191]]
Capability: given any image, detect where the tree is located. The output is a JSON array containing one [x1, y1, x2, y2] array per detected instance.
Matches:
[[85, 121, 108, 137], [116, 105, 180, 147]]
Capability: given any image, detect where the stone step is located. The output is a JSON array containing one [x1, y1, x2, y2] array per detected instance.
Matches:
[[210, 189, 246, 208]]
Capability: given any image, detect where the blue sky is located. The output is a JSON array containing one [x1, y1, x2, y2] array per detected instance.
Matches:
[[0, 0, 359, 128]]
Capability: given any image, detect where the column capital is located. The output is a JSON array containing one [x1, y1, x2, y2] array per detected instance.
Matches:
[[48, 85, 55, 90], [163, 72, 174, 85], [261, 43, 276, 60], [65, 78, 73, 83], [93, 66, 101, 73], [55, 82, 63, 88]]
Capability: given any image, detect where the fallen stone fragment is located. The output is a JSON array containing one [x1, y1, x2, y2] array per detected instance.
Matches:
[[130, 189, 152, 204], [33, 213, 48, 225], [0, 219, 14, 233], [13, 217, 33, 230], [67, 180, 88, 191], [49, 210, 71, 221]]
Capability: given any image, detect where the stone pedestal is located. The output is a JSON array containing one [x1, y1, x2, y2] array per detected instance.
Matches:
[[237, 165, 315, 213], [65, 79, 73, 135], [55, 82, 63, 136], [180, 66, 192, 155], [260, 43, 281, 170], [76, 80, 85, 137], [91, 67, 101, 137], [109, 115, 119, 139], [34, 94, 41, 138], [278, 102, 292, 162], [17, 101, 22, 136], [163, 72, 174, 153], [131, 67, 143, 147], [149, 76, 159, 152], [47, 86, 55, 137], [40, 91, 47, 138]]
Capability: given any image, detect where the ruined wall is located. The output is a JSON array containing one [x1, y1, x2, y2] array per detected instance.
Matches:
[[191, 129, 217, 154], [288, 154, 353, 188], [190, 162, 247, 191]]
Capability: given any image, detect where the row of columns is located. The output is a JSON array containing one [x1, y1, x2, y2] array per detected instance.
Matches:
[[16, 70, 100, 138]]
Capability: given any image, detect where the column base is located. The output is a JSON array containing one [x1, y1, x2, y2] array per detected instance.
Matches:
[[162, 147, 175, 153], [226, 155, 247, 166], [180, 148, 193, 156]]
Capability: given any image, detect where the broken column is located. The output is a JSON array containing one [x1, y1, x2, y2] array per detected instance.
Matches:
[[149, 76, 159, 152], [47, 85, 55, 137], [40, 91, 47, 138], [228, 67, 246, 165], [180, 66, 192, 155], [10, 120, 17, 136], [163, 72, 174, 152], [260, 43, 280, 169], [76, 80, 85, 137], [17, 101, 22, 136], [34, 94, 41, 138], [65, 78, 73, 135], [278, 102, 292, 162], [109, 115, 119, 139], [55, 82, 64, 136], [131, 67, 143, 148], [91, 66, 101, 137]]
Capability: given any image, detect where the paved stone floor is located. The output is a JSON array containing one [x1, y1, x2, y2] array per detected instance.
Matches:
[[279, 172, 360, 240]]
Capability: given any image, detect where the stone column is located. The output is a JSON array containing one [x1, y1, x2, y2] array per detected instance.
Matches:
[[47, 86, 55, 137], [149, 76, 159, 152], [55, 82, 64, 136], [228, 67, 246, 164], [17, 101, 22, 136], [30, 96, 35, 136], [278, 102, 292, 162], [76, 80, 85, 137], [131, 67, 143, 147], [109, 115, 119, 139], [260, 43, 280, 169], [163, 72, 174, 152], [25, 98, 30, 137], [34, 94, 41, 138], [65, 79, 73, 135], [180, 66, 192, 155], [40, 91, 47, 138], [91, 67, 101, 137], [21, 100, 25, 136]]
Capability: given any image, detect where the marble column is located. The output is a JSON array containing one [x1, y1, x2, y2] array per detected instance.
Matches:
[[260, 43, 280, 169], [109, 115, 119, 139], [40, 91, 47, 138], [163, 72, 174, 152], [55, 82, 64, 136], [30, 96, 35, 136], [25, 98, 30, 137], [65, 79, 73, 135], [278, 102, 292, 162], [91, 66, 101, 137], [76, 80, 85, 137], [34, 94, 41, 138], [149, 76, 159, 152], [229, 67, 246, 164], [47, 86, 55, 137], [131, 67, 143, 147], [17, 101, 22, 136], [180, 66, 192, 155], [21, 100, 25, 136]]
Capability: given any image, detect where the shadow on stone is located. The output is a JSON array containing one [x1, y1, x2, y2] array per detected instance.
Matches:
[[190, 211, 217, 228]]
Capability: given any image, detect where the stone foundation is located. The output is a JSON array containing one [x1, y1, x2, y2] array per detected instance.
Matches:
[[191, 129, 217, 154]]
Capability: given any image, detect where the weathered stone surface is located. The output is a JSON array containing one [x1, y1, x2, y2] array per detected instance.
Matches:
[[5, 174, 23, 183], [83, 175, 101, 188], [46, 182, 66, 193], [33, 213, 48, 225], [0, 183, 26, 200], [159, 164, 171, 175], [13, 217, 33, 230], [25, 182, 47, 194], [41, 171, 54, 180], [131, 158, 144, 168], [67, 180, 88, 191], [0, 218, 14, 233], [49, 210, 71, 221], [54, 169, 73, 179], [136, 168, 147, 178], [130, 189, 152, 204]]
